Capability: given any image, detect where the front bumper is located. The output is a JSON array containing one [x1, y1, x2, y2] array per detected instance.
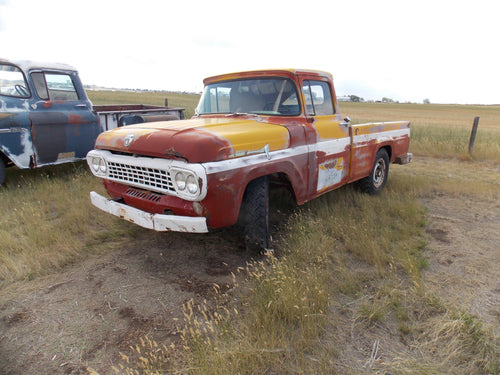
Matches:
[[90, 191, 208, 233]]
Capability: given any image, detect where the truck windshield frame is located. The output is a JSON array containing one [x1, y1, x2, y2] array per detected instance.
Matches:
[[196, 77, 301, 116]]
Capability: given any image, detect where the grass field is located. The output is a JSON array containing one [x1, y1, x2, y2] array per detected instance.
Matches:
[[1, 93, 498, 373], [340, 101, 500, 162], [88, 89, 201, 119]]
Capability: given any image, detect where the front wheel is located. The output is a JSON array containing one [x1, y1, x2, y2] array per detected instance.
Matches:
[[358, 148, 389, 194], [240, 176, 270, 254]]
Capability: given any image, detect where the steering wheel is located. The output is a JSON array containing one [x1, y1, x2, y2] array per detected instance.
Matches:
[[15, 84, 29, 97]]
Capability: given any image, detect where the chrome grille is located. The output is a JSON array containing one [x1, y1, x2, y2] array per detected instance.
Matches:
[[107, 161, 175, 193]]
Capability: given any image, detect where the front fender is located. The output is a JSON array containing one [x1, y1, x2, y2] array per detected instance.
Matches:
[[0, 126, 34, 169], [201, 146, 309, 228]]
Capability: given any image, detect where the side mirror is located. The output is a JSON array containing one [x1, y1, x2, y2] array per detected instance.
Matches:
[[344, 116, 351, 123]]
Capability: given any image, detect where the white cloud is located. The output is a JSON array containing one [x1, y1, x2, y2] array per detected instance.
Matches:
[[0, 0, 7, 32]]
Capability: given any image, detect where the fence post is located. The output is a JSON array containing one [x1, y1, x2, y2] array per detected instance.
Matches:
[[468, 116, 480, 155], [164, 98, 169, 107]]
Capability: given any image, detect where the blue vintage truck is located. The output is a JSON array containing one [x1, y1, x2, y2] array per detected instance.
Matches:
[[0, 58, 184, 185]]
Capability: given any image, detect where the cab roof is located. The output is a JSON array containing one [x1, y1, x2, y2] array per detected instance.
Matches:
[[0, 58, 77, 73], [203, 69, 333, 85]]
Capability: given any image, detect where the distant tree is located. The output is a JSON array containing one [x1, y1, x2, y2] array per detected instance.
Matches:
[[423, 98, 431, 104], [349, 95, 364, 102], [381, 97, 394, 103]]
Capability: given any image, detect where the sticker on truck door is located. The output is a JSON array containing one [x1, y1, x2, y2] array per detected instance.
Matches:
[[317, 157, 344, 192]]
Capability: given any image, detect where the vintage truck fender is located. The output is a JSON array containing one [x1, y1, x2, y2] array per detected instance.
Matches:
[[0, 100, 34, 169], [202, 147, 309, 228], [349, 121, 411, 182]]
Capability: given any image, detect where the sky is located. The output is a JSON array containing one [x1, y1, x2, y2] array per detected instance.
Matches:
[[0, 0, 498, 104]]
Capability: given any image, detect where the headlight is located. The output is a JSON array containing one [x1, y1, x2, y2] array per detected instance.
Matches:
[[186, 175, 198, 194], [172, 168, 200, 198], [175, 171, 187, 190], [91, 157, 100, 172], [87, 153, 107, 177], [98, 158, 107, 173]]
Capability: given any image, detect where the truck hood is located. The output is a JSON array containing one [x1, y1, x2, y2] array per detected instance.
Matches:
[[95, 117, 290, 163]]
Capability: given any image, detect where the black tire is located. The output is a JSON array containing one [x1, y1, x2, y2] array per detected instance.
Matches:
[[241, 176, 270, 254], [0, 159, 5, 186], [358, 148, 389, 194]]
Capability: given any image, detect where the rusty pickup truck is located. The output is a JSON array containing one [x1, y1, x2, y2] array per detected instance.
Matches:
[[87, 69, 412, 252], [0, 58, 184, 185]]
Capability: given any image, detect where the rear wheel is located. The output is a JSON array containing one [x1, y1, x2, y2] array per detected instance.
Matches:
[[241, 176, 270, 254], [358, 148, 389, 194]]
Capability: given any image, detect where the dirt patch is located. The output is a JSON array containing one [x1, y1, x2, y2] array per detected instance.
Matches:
[[421, 194, 500, 335], [0, 229, 251, 374]]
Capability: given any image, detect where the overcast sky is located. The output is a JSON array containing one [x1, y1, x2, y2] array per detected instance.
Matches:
[[1, 0, 498, 104]]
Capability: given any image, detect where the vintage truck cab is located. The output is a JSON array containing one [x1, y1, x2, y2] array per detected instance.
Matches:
[[0, 58, 183, 185], [87, 69, 412, 252]]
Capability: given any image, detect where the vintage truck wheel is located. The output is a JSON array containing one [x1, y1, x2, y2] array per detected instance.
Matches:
[[241, 176, 270, 254], [358, 148, 389, 194], [0, 159, 5, 186]]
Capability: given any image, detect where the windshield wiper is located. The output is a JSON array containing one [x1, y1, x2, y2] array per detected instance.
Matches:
[[225, 112, 258, 118]]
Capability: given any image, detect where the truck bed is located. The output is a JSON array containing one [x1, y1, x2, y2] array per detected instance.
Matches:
[[93, 104, 185, 131]]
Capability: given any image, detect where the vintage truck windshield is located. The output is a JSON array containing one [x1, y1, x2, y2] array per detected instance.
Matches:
[[0, 64, 30, 98], [196, 78, 300, 116]]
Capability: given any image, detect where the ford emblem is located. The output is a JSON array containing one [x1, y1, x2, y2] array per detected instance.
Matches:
[[124, 134, 134, 147]]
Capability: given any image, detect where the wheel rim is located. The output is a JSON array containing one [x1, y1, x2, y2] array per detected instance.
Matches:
[[373, 158, 386, 188]]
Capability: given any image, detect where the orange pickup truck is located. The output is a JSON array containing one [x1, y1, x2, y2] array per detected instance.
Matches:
[[87, 69, 412, 252]]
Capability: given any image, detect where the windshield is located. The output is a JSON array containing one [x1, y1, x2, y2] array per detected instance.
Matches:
[[196, 77, 300, 116], [0, 64, 30, 98]]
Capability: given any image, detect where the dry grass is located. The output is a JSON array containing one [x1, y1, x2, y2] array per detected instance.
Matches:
[[1, 93, 498, 373], [87, 90, 200, 119], [0, 90, 198, 285], [0, 163, 139, 285], [172, 163, 498, 374], [342, 102, 500, 163], [340, 102, 500, 130]]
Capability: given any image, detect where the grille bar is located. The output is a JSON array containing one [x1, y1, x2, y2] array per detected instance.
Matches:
[[107, 161, 175, 193], [126, 188, 162, 202]]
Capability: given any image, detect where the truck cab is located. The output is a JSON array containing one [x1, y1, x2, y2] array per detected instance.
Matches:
[[0, 58, 184, 185], [0, 58, 100, 184]]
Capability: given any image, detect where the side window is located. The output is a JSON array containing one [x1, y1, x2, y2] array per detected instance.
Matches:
[[31, 72, 49, 100], [45, 73, 79, 101], [0, 64, 30, 98], [302, 80, 335, 116]]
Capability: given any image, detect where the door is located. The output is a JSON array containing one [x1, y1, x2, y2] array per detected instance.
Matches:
[[301, 77, 351, 196], [0, 62, 35, 169], [29, 71, 99, 166]]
